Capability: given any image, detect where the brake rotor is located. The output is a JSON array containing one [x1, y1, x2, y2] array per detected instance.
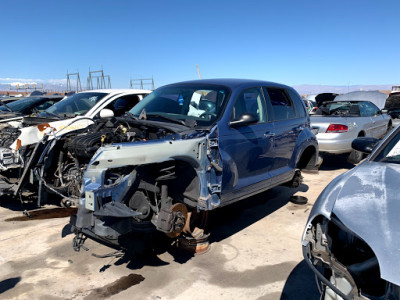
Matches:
[[166, 203, 188, 238], [179, 209, 210, 254]]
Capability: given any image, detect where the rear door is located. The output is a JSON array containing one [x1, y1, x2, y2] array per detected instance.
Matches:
[[264, 87, 306, 170]]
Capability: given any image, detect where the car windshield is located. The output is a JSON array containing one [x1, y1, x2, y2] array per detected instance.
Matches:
[[39, 92, 107, 118], [130, 84, 229, 127], [0, 97, 40, 112], [314, 101, 361, 116], [374, 129, 400, 164]]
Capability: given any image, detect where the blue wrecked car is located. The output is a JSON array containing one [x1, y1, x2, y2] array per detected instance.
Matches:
[[69, 79, 319, 251]]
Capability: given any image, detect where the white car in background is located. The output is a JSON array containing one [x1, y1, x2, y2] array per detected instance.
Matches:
[[0, 89, 151, 204]]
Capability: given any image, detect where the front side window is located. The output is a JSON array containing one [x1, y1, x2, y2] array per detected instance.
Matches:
[[266, 88, 295, 120], [130, 85, 229, 127], [231, 87, 266, 123], [104, 94, 142, 117], [359, 101, 380, 117]]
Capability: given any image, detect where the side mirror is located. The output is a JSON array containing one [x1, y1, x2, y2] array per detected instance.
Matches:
[[229, 113, 259, 127], [351, 137, 379, 154], [99, 108, 114, 119]]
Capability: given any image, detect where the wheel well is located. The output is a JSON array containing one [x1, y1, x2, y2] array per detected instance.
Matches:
[[297, 146, 317, 169], [136, 160, 200, 208]]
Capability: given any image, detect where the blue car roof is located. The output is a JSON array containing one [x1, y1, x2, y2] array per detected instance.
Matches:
[[163, 79, 291, 90]]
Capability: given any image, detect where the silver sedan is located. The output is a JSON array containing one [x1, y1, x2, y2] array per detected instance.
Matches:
[[311, 101, 392, 162]]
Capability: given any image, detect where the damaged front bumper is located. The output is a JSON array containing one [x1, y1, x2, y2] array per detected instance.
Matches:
[[0, 147, 23, 171], [70, 129, 223, 250], [302, 216, 400, 300], [0, 147, 24, 196]]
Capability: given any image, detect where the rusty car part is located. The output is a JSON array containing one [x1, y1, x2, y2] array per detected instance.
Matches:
[[178, 233, 210, 254], [164, 203, 188, 238]]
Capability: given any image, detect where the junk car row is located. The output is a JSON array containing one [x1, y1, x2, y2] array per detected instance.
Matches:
[[0, 79, 398, 300]]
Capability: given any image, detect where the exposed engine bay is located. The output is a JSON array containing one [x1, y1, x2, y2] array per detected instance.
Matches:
[[0, 115, 189, 203], [303, 216, 400, 300]]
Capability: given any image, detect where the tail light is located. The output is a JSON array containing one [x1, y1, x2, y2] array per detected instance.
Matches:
[[326, 124, 348, 133]]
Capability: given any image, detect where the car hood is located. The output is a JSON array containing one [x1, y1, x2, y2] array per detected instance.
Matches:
[[308, 161, 400, 285], [8, 115, 94, 150]]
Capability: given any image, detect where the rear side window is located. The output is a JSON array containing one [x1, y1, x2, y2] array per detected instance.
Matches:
[[231, 87, 267, 123], [266, 88, 295, 120], [288, 89, 307, 118]]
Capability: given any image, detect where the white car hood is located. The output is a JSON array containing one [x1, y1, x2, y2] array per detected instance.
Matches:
[[10, 116, 94, 150]]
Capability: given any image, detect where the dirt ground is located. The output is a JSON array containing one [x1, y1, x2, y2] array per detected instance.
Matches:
[[0, 154, 354, 300]]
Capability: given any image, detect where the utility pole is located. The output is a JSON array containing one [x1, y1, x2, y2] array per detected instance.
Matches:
[[66, 71, 82, 92], [196, 64, 202, 79], [87, 67, 111, 90], [130, 76, 155, 90]]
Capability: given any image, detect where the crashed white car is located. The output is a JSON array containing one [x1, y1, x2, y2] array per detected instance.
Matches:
[[0, 89, 151, 204]]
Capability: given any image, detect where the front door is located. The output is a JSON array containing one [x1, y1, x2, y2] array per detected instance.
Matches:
[[219, 87, 275, 202]]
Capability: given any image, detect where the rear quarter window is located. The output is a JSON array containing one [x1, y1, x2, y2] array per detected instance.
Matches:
[[288, 89, 307, 118]]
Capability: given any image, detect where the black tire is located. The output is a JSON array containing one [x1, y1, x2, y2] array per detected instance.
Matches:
[[387, 121, 393, 134], [347, 149, 364, 164]]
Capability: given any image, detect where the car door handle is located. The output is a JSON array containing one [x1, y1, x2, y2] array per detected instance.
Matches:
[[264, 131, 275, 138]]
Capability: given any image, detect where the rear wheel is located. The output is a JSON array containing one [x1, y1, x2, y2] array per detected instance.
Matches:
[[387, 121, 393, 134], [348, 132, 365, 164], [347, 149, 364, 164]]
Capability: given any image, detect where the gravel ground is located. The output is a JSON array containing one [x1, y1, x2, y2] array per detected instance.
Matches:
[[0, 154, 353, 300]]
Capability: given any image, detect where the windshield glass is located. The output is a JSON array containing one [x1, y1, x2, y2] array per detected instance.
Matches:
[[39, 92, 107, 117], [374, 129, 400, 164], [130, 84, 229, 127], [0, 97, 39, 112]]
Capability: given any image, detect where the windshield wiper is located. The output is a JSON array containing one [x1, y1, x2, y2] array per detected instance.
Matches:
[[0, 99, 13, 112], [146, 113, 187, 126], [126, 112, 139, 120], [42, 111, 62, 119]]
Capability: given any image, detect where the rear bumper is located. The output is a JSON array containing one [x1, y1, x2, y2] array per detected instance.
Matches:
[[317, 136, 354, 154]]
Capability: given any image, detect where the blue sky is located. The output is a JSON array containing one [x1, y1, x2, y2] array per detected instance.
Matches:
[[1, 0, 400, 89]]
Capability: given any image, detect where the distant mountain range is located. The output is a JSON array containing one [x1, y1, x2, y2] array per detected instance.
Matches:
[[292, 84, 394, 95], [0, 82, 67, 92]]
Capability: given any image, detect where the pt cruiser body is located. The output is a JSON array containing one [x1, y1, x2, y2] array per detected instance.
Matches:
[[70, 79, 319, 250], [302, 128, 400, 299]]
